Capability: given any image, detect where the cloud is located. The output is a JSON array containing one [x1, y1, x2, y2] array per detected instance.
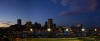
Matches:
[[51, 0, 57, 4], [0, 21, 12, 27], [88, 0, 97, 11], [60, 10, 81, 16], [51, 0, 97, 16], [0, 24, 10, 27], [61, 0, 70, 6]]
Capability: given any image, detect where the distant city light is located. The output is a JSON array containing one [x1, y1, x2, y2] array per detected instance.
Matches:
[[81, 28, 85, 31], [47, 28, 51, 32], [30, 28, 33, 32]]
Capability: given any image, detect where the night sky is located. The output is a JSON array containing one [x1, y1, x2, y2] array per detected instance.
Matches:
[[0, 0, 100, 27]]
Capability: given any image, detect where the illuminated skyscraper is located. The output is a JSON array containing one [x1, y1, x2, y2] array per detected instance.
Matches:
[[48, 18, 53, 28], [47, 18, 54, 32]]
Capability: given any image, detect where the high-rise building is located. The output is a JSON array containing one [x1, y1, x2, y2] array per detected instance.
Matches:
[[53, 24, 56, 28], [26, 21, 32, 25], [77, 24, 82, 28], [17, 19, 22, 25], [33, 22, 41, 32], [26, 21, 32, 28], [77, 24, 83, 30], [48, 18, 53, 28], [44, 21, 48, 28], [25, 21, 33, 32], [47, 18, 54, 32]]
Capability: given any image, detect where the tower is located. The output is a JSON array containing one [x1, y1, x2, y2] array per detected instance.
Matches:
[[17, 19, 22, 25]]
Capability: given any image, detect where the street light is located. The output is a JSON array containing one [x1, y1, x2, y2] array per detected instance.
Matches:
[[30, 28, 33, 32], [81, 28, 85, 32], [65, 28, 69, 32], [81, 28, 86, 37], [94, 28, 97, 31], [47, 28, 51, 32]]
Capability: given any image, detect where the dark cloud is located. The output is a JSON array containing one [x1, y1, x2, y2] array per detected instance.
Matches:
[[61, 0, 70, 6], [51, 0, 57, 4], [51, 0, 97, 16]]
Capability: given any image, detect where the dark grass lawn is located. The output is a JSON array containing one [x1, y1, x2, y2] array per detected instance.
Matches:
[[10, 38, 82, 41], [9, 37, 99, 41]]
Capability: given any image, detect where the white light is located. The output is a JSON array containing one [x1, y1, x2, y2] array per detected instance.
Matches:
[[30, 28, 33, 32], [95, 29, 97, 31], [66, 29, 69, 31], [81, 28, 85, 31], [47, 28, 51, 32]]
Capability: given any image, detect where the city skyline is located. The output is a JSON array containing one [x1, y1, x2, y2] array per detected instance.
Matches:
[[0, 0, 100, 27], [0, 18, 99, 28]]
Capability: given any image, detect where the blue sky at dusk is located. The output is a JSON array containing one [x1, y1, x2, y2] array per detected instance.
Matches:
[[0, 0, 100, 27]]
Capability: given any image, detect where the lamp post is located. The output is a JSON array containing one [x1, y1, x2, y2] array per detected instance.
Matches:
[[81, 28, 85, 37], [94, 28, 97, 35], [47, 28, 51, 37]]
